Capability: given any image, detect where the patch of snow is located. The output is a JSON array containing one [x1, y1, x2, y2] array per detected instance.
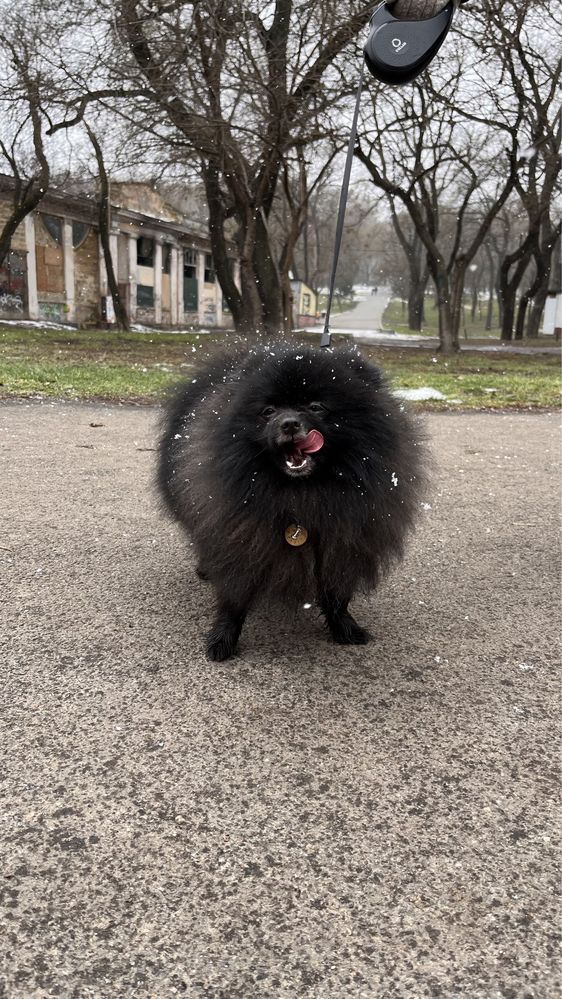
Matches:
[[130, 324, 214, 335], [394, 387, 447, 401], [1, 319, 75, 331]]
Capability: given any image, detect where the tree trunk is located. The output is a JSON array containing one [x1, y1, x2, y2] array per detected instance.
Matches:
[[86, 127, 129, 330], [0, 89, 50, 269], [302, 203, 310, 288], [483, 242, 496, 331], [471, 282, 478, 322], [202, 163, 286, 336], [514, 292, 530, 340], [526, 281, 549, 338], [486, 291, 494, 331], [407, 270, 427, 331], [0, 180, 48, 269], [499, 254, 529, 341], [432, 266, 458, 354], [239, 215, 268, 335], [526, 223, 561, 337], [254, 209, 284, 334], [500, 290, 516, 342], [496, 285, 503, 328], [450, 263, 466, 344]]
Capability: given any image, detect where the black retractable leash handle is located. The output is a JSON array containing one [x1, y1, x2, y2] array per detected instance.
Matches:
[[320, 0, 465, 348]]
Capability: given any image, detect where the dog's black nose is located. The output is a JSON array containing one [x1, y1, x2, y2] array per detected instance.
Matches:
[[280, 416, 302, 435]]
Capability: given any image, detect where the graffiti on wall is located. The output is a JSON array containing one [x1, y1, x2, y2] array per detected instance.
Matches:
[[0, 251, 27, 318], [0, 292, 23, 312], [39, 302, 64, 321], [201, 288, 217, 326]]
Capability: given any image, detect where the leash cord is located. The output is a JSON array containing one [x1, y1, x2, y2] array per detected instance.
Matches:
[[320, 58, 366, 349]]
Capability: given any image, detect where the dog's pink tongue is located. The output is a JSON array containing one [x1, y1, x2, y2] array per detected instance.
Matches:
[[300, 429, 324, 454]]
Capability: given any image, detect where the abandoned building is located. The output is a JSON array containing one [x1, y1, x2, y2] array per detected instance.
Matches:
[[0, 176, 239, 328]]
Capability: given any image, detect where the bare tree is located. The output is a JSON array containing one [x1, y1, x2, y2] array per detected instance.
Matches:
[[84, 124, 129, 330], [514, 215, 561, 339], [45, 0, 374, 335], [388, 210, 429, 331], [356, 75, 519, 352], [0, 11, 51, 267], [450, 0, 561, 342], [355, 0, 560, 352]]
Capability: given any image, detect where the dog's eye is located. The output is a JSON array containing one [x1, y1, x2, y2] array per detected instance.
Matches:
[[261, 406, 276, 420], [308, 402, 326, 414]]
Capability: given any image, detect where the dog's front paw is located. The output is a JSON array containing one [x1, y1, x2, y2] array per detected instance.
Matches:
[[330, 615, 371, 646], [206, 629, 239, 661]]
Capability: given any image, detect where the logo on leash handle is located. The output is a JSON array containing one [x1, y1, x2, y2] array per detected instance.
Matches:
[[364, 0, 460, 85]]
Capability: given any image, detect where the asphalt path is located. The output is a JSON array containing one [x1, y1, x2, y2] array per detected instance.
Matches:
[[1, 400, 560, 998], [328, 290, 390, 330]]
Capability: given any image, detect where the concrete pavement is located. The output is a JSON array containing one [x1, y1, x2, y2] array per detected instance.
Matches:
[[1, 400, 560, 998]]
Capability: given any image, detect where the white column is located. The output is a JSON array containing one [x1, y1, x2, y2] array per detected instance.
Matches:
[[24, 214, 39, 319], [128, 235, 137, 321], [197, 250, 205, 324], [109, 232, 119, 280], [177, 248, 184, 323], [154, 239, 162, 324], [62, 219, 75, 322], [215, 277, 223, 327], [170, 246, 178, 325], [109, 232, 119, 324], [98, 235, 108, 297]]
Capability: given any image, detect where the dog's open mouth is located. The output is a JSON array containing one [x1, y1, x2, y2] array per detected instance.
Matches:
[[282, 429, 324, 475], [284, 446, 310, 472]]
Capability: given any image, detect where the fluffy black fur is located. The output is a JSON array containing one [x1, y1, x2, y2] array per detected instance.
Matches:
[[158, 344, 426, 661]]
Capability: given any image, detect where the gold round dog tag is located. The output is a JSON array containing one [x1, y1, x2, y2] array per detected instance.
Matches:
[[285, 524, 308, 546]]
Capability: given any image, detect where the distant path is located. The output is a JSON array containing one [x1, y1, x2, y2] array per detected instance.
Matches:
[[329, 288, 390, 329]]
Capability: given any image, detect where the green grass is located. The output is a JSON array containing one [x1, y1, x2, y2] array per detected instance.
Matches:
[[383, 296, 504, 340], [0, 359, 179, 401], [353, 344, 561, 411], [0, 321, 560, 410], [0, 322, 219, 356], [0, 323, 222, 402]]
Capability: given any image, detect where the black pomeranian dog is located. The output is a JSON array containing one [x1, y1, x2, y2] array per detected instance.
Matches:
[[158, 344, 426, 661]]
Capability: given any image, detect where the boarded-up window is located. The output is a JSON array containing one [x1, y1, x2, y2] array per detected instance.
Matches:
[[137, 284, 154, 307], [42, 215, 63, 245], [72, 222, 90, 248], [204, 253, 215, 283], [184, 249, 198, 310], [183, 250, 199, 312], [184, 249, 197, 279], [36, 244, 64, 294], [137, 238, 154, 267]]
